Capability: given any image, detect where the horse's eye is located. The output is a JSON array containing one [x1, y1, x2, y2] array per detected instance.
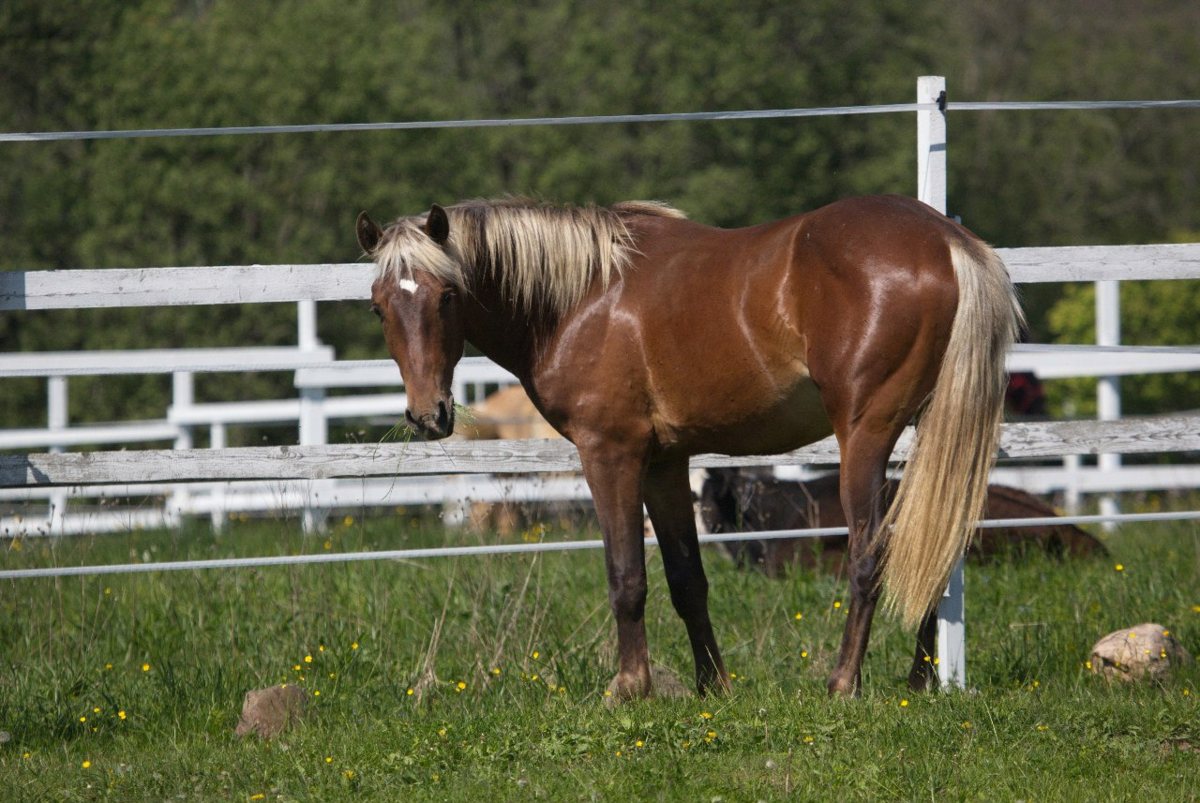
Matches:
[[439, 290, 455, 309], [370, 304, 383, 319]]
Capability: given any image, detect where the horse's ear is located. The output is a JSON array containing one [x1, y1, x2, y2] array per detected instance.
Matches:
[[356, 211, 383, 254], [425, 204, 450, 245]]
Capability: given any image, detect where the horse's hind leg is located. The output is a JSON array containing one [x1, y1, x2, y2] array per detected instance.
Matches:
[[826, 428, 902, 697], [644, 460, 731, 696], [907, 611, 939, 692]]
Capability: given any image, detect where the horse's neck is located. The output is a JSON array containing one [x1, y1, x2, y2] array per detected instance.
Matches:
[[461, 284, 541, 378]]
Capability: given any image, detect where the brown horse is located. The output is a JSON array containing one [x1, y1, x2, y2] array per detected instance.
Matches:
[[356, 195, 1021, 698]]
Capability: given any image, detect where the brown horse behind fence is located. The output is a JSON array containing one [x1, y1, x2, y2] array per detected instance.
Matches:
[[357, 194, 1021, 698]]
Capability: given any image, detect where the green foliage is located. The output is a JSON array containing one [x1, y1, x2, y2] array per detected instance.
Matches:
[[0, 515, 1198, 800]]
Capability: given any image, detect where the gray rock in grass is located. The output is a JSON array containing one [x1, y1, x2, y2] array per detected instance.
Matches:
[[234, 684, 309, 739], [1089, 623, 1193, 681]]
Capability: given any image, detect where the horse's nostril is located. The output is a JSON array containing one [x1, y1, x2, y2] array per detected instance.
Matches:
[[437, 400, 449, 428], [405, 409, 418, 428]]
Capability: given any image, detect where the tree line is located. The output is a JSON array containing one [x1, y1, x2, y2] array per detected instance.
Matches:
[[1, 0, 1198, 436]]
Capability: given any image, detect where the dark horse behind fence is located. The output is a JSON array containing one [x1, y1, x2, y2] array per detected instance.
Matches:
[[356, 194, 1021, 698], [699, 468, 1106, 577]]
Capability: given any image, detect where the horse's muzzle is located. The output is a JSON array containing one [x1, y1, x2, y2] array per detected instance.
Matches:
[[405, 399, 454, 440]]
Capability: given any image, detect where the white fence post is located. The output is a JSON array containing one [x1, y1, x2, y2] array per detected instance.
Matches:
[[209, 423, 227, 533], [297, 298, 331, 532], [917, 76, 947, 214], [918, 74, 966, 689], [1096, 280, 1122, 528], [168, 371, 194, 528], [47, 376, 68, 534]]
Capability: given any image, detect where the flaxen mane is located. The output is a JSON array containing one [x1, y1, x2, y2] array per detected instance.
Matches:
[[371, 198, 685, 316]]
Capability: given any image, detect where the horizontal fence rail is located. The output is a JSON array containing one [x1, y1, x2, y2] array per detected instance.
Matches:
[[6, 243, 1200, 311], [3, 347, 1196, 383], [4, 417, 1199, 489]]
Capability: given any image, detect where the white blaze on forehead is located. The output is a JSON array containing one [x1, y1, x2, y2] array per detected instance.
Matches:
[[398, 278, 419, 294]]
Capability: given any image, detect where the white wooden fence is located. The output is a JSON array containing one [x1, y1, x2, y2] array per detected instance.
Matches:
[[4, 77, 1200, 688]]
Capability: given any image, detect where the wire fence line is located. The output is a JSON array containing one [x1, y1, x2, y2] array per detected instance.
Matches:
[[3, 98, 1198, 144], [3, 509, 1197, 581]]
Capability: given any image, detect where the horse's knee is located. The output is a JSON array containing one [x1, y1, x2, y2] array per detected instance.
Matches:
[[848, 551, 880, 597], [608, 571, 648, 621]]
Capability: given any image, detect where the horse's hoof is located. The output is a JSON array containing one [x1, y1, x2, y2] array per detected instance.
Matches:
[[604, 666, 691, 705], [604, 674, 648, 706], [825, 676, 861, 698], [907, 672, 939, 694]]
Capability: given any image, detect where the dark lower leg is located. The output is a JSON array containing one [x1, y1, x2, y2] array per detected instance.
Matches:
[[645, 462, 729, 695], [826, 553, 880, 696], [907, 610, 939, 692], [826, 445, 890, 697]]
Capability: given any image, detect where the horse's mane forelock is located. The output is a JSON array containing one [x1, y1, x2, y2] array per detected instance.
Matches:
[[372, 198, 686, 316]]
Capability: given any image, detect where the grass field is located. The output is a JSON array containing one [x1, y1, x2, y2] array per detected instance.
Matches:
[[1, 505, 1198, 801]]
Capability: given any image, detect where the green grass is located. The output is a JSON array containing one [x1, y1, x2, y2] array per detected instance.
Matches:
[[1, 509, 1198, 801]]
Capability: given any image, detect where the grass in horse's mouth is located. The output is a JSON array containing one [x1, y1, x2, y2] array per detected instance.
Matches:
[[376, 402, 476, 445]]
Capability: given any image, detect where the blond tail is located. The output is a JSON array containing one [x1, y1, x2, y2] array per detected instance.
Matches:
[[878, 239, 1023, 630]]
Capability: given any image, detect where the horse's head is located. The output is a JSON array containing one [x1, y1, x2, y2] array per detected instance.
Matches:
[[358, 205, 464, 440]]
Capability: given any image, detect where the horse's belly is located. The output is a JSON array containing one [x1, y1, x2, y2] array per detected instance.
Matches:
[[658, 373, 834, 457], [722, 376, 834, 455]]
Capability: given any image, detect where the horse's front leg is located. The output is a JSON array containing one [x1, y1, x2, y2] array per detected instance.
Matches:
[[643, 459, 730, 696], [578, 444, 653, 700]]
